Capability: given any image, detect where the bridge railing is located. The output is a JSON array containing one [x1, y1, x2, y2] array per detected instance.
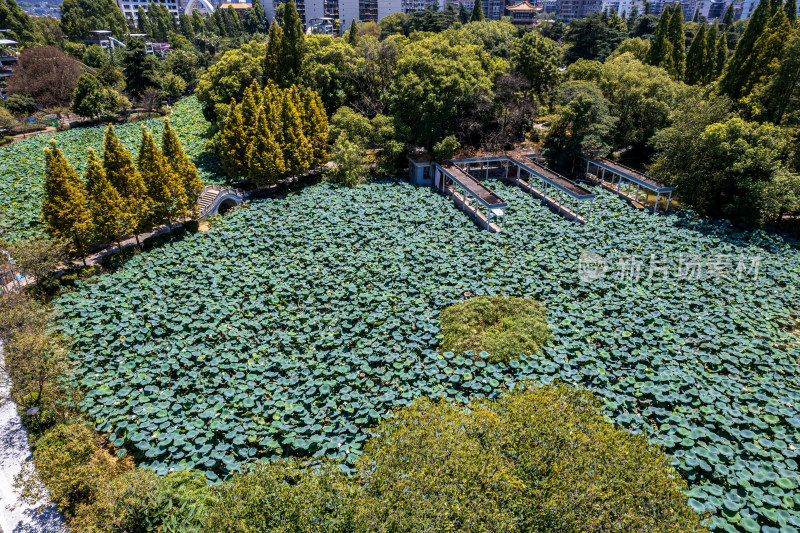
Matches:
[[198, 185, 246, 220]]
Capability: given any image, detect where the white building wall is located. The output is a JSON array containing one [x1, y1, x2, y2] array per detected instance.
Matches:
[[338, 0, 360, 33], [115, 0, 184, 25], [305, 0, 327, 21], [378, 0, 403, 19]]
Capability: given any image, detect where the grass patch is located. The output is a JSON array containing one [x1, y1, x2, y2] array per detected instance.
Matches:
[[439, 296, 552, 363]]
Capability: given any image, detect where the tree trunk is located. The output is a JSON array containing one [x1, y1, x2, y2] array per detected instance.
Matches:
[[135, 233, 142, 248]]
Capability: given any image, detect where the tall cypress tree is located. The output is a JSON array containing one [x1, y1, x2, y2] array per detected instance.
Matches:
[[41, 140, 93, 264], [718, 0, 771, 100], [240, 83, 263, 140], [755, 30, 800, 124], [785, 0, 797, 21], [162, 118, 203, 219], [281, 0, 305, 87], [102, 125, 150, 246], [470, 0, 485, 22], [85, 148, 125, 251], [741, 10, 794, 96], [645, 8, 674, 72], [245, 0, 269, 34], [302, 88, 329, 163], [715, 33, 728, 78], [668, 5, 686, 79], [138, 128, 185, 231], [137, 6, 152, 35], [220, 100, 249, 178], [459, 2, 469, 23], [705, 24, 720, 82], [247, 108, 285, 186], [280, 86, 312, 175], [264, 20, 284, 84], [685, 23, 708, 84], [723, 2, 735, 25], [347, 20, 358, 46]]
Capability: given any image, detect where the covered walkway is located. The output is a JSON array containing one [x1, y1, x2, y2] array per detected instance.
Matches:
[[585, 158, 674, 214], [434, 162, 508, 233], [453, 154, 596, 224]]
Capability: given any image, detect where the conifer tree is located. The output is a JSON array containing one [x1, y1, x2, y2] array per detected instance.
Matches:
[[738, 10, 793, 98], [715, 34, 728, 78], [41, 140, 93, 264], [162, 118, 203, 219], [220, 99, 249, 178], [280, 86, 313, 175], [786, 0, 797, 21], [718, 0, 771, 100], [705, 24, 720, 82], [247, 109, 285, 185], [685, 22, 708, 84], [302, 88, 330, 163], [281, 0, 305, 87], [722, 2, 735, 25], [770, 0, 782, 14], [668, 5, 686, 79], [470, 0, 485, 22], [264, 20, 284, 84], [138, 128, 186, 231], [645, 8, 674, 71], [459, 2, 469, 23], [241, 83, 263, 140], [347, 20, 358, 46], [263, 82, 285, 149], [102, 125, 150, 246], [755, 30, 800, 124], [245, 0, 269, 34], [85, 148, 125, 251]]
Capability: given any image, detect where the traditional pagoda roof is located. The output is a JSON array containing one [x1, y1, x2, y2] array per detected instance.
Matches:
[[507, 1, 543, 10]]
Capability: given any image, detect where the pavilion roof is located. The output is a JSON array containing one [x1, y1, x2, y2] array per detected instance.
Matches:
[[507, 1, 543, 11]]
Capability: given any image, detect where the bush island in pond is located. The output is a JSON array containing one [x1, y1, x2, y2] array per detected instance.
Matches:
[[55, 179, 800, 532], [438, 295, 552, 363]]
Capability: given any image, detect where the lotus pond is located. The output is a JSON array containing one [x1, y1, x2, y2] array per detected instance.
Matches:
[[55, 179, 800, 533], [0, 96, 222, 242]]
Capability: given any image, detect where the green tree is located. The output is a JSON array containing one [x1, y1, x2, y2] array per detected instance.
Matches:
[[0, 0, 42, 46], [740, 10, 794, 98], [459, 2, 470, 23], [138, 128, 185, 231], [178, 13, 195, 40], [684, 22, 707, 84], [122, 39, 161, 97], [196, 41, 266, 122], [717, 0, 770, 100], [41, 141, 93, 263], [264, 20, 284, 84], [220, 100, 249, 178], [786, 0, 797, 21], [84, 149, 125, 250], [347, 20, 358, 46], [301, 35, 356, 113], [722, 2, 735, 26], [246, 109, 285, 186], [245, 0, 269, 34], [667, 5, 686, 78], [71, 74, 108, 120], [281, 0, 305, 87], [563, 12, 627, 63], [608, 37, 651, 61], [752, 30, 800, 125], [512, 31, 561, 96], [645, 7, 673, 72], [60, 0, 127, 42], [302, 88, 330, 163], [102, 125, 150, 245], [162, 118, 203, 219], [469, 0, 485, 22], [280, 86, 313, 175], [714, 32, 728, 78], [324, 133, 367, 187], [390, 30, 494, 147], [461, 20, 518, 59], [543, 80, 617, 168], [137, 5, 152, 35]]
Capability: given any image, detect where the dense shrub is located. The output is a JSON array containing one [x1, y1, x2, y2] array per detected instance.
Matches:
[[59, 265, 97, 287], [206, 459, 356, 533], [183, 220, 200, 233], [438, 296, 552, 362], [0, 135, 13, 146], [354, 383, 709, 533]]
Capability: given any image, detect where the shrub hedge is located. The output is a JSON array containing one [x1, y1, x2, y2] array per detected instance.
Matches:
[[438, 296, 552, 363]]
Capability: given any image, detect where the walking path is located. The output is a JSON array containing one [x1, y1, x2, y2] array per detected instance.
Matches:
[[0, 343, 66, 533]]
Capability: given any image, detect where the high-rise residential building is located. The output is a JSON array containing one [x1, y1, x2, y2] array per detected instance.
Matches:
[[402, 0, 447, 14], [334, 0, 403, 32], [555, 0, 602, 20], [115, 0, 184, 24]]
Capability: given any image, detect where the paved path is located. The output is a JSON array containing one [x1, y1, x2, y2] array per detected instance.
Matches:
[[0, 343, 66, 533]]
